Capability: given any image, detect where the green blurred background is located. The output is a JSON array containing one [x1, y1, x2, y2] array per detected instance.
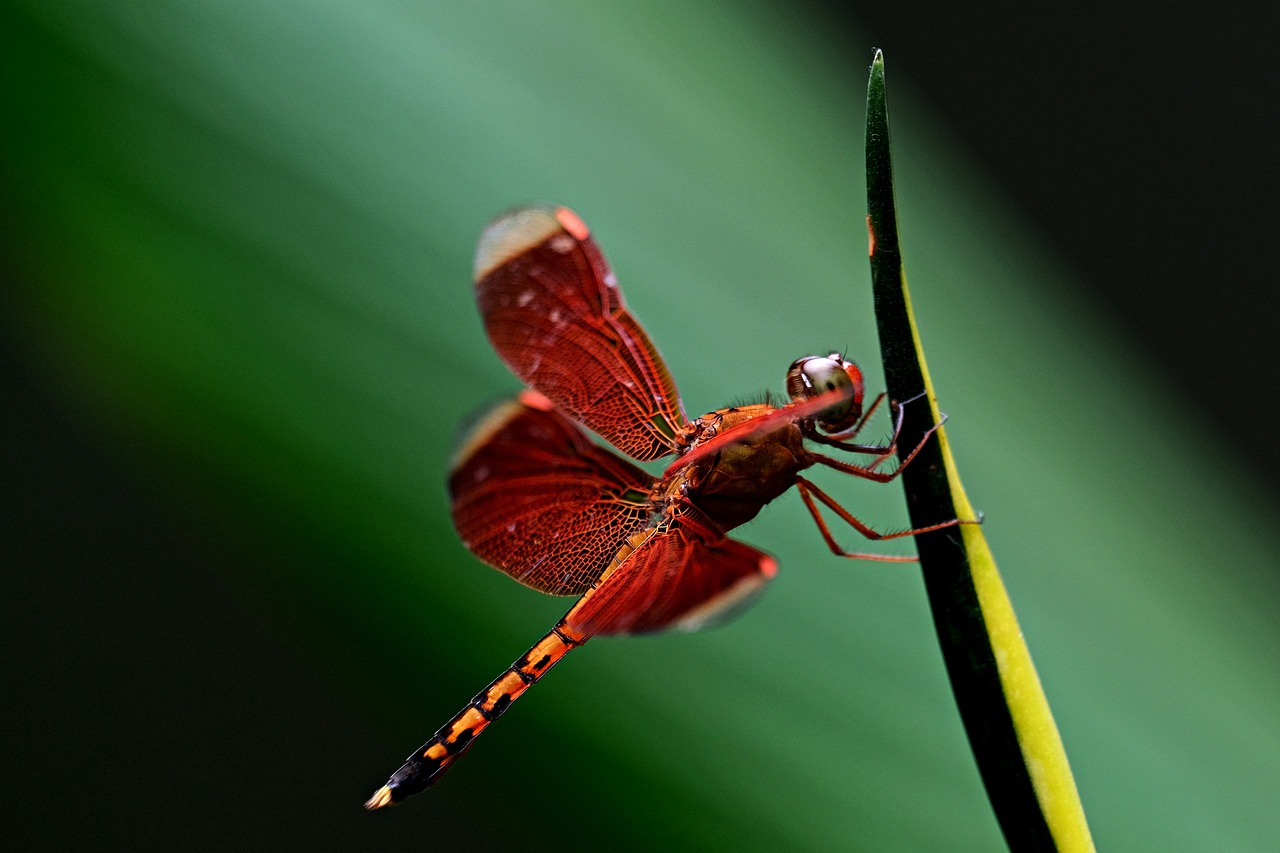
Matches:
[[3, 2, 1277, 850]]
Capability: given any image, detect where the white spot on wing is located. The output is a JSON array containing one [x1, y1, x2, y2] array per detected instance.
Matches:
[[518, 290, 535, 307], [549, 234, 574, 254]]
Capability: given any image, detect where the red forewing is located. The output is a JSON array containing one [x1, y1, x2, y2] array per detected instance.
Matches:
[[474, 204, 686, 462], [564, 504, 777, 636], [664, 385, 861, 477], [449, 391, 655, 595]]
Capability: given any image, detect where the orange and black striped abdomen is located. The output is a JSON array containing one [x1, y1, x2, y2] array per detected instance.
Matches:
[[365, 622, 587, 808]]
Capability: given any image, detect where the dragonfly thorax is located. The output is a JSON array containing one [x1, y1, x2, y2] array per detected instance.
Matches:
[[676, 404, 810, 532]]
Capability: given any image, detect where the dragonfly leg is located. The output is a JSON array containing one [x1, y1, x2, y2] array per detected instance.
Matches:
[[806, 395, 941, 469], [366, 618, 588, 809], [820, 391, 887, 444], [795, 476, 974, 562], [805, 411, 948, 483]]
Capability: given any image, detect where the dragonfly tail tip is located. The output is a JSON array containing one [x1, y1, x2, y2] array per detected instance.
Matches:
[[364, 785, 395, 811]]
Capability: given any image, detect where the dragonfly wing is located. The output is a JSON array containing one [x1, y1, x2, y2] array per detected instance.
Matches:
[[565, 504, 777, 636], [474, 204, 687, 462], [449, 390, 655, 595], [665, 385, 860, 476]]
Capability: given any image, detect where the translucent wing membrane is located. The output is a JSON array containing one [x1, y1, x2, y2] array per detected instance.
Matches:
[[449, 391, 655, 594], [474, 204, 687, 461], [566, 505, 777, 635]]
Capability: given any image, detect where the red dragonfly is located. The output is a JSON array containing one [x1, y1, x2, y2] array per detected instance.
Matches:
[[366, 204, 967, 809]]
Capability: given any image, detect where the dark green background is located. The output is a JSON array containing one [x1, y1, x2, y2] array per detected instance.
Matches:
[[4, 3, 1277, 850]]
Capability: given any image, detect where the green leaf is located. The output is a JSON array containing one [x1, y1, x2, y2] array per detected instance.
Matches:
[[865, 50, 1094, 851], [7, 5, 1280, 849]]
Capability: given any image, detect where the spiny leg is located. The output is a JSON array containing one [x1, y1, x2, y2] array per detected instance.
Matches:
[[821, 391, 887, 445], [795, 477, 972, 561], [808, 394, 935, 470], [365, 618, 588, 809], [807, 412, 948, 483]]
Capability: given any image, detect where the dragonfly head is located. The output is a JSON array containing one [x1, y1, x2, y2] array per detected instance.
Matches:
[[786, 353, 865, 432]]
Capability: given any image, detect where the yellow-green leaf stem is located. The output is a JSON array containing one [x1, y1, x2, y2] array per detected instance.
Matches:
[[865, 50, 1094, 852]]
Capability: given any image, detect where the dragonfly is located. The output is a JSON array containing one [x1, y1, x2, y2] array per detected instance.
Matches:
[[366, 203, 970, 809]]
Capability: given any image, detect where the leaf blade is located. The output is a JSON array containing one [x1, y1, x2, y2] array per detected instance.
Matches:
[[865, 49, 1094, 852]]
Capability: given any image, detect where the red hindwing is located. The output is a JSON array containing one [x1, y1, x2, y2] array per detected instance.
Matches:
[[565, 504, 777, 636]]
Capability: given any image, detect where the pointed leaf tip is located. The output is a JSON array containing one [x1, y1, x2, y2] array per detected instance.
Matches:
[[869, 51, 886, 92]]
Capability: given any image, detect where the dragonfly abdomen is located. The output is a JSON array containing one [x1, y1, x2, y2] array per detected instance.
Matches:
[[366, 620, 587, 808]]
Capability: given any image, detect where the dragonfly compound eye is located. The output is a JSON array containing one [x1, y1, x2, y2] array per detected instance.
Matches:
[[785, 353, 865, 432]]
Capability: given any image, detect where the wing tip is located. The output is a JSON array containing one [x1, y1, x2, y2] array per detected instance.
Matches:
[[474, 204, 564, 280], [448, 397, 528, 473], [517, 389, 555, 411], [552, 206, 590, 240]]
